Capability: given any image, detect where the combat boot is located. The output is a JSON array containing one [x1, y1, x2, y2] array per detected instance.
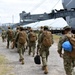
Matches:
[[21, 59, 24, 65], [19, 59, 22, 62], [44, 66, 48, 74], [7, 46, 9, 49], [32, 53, 35, 57]]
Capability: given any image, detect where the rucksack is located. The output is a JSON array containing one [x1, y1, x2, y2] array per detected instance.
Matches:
[[42, 31, 52, 47], [2, 31, 6, 38], [29, 32, 37, 42], [68, 34, 75, 58], [18, 31, 26, 44], [8, 29, 13, 38]]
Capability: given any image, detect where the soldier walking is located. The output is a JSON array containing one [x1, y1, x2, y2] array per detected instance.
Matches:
[[6, 26, 14, 49], [16, 27, 27, 65], [38, 26, 53, 74], [1, 29, 6, 42], [14, 27, 20, 49], [57, 26, 75, 75], [28, 29, 37, 57]]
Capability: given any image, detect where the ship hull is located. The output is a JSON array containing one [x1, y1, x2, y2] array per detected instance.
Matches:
[[62, 0, 75, 28]]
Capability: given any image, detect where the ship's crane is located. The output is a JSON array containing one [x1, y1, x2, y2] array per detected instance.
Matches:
[[12, 8, 75, 30], [20, 8, 75, 23]]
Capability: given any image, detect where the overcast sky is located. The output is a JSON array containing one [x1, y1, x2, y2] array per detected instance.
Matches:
[[0, 0, 64, 23]]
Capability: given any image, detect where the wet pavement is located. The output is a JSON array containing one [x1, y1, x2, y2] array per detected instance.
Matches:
[[0, 38, 73, 75]]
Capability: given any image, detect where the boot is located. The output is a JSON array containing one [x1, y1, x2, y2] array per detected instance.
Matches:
[[32, 53, 35, 57], [7, 46, 9, 49], [19, 59, 22, 62], [21, 59, 24, 65], [44, 66, 48, 74]]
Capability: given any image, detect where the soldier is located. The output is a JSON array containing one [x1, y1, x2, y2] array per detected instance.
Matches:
[[16, 27, 27, 65], [38, 26, 44, 37], [6, 26, 14, 49], [23, 27, 31, 50], [1, 29, 6, 42], [37, 26, 44, 53], [28, 28, 37, 57], [38, 26, 53, 74], [24, 27, 29, 50], [14, 27, 20, 49], [57, 26, 75, 75]]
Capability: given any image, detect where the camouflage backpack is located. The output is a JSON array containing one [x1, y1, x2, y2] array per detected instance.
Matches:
[[2, 31, 6, 38], [67, 34, 75, 58], [42, 31, 52, 47], [7, 29, 13, 38], [18, 31, 26, 44], [29, 32, 37, 42]]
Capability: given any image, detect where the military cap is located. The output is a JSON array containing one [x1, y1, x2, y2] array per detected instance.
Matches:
[[20, 26, 24, 30], [8, 26, 11, 29], [16, 26, 20, 30], [44, 26, 49, 30], [40, 26, 44, 29], [63, 26, 71, 30]]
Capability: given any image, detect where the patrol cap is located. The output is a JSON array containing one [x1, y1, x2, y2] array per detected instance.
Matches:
[[19, 26, 24, 31], [44, 26, 49, 30], [63, 26, 71, 30], [8, 26, 11, 29], [16, 26, 20, 30], [40, 26, 44, 29]]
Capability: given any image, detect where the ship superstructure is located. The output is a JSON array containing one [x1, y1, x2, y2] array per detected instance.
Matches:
[[62, 0, 75, 29]]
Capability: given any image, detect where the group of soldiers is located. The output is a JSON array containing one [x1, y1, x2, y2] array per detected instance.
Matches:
[[1, 25, 75, 75]]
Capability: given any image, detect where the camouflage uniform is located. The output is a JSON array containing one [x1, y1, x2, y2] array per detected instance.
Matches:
[[14, 27, 20, 49], [58, 26, 75, 75], [24, 28, 29, 50], [38, 26, 44, 37], [38, 33, 49, 67], [1, 30, 6, 42], [16, 27, 27, 64], [17, 43, 25, 63], [38, 26, 53, 74], [28, 41, 36, 56], [28, 31, 37, 57], [6, 27, 14, 48]]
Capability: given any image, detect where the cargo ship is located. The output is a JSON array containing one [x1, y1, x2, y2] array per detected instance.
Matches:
[[62, 0, 75, 29]]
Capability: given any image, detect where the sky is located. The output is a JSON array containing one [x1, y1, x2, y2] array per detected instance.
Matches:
[[0, 0, 68, 28], [0, 0, 63, 23]]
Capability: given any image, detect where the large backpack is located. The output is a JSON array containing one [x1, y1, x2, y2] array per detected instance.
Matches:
[[29, 32, 37, 42], [2, 31, 6, 38], [42, 31, 52, 47], [68, 34, 75, 58], [7, 29, 13, 38], [18, 31, 26, 44]]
